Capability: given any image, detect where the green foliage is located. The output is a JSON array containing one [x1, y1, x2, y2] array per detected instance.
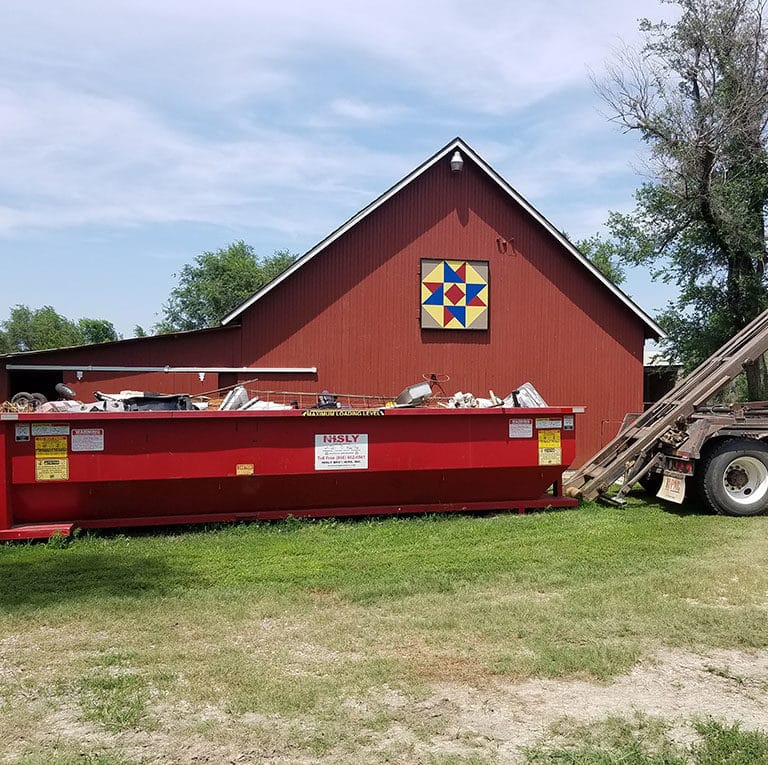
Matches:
[[155, 240, 298, 332], [575, 234, 627, 286], [597, 0, 768, 395], [132, 325, 147, 338], [0, 304, 118, 353], [526, 716, 768, 764], [77, 318, 118, 345]]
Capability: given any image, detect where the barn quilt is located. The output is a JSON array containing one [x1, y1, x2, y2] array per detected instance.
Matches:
[[420, 259, 489, 330]]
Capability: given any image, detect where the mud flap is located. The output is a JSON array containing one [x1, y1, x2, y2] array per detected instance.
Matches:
[[658, 471, 686, 504]]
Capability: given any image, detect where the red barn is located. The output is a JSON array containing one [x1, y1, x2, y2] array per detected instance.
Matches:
[[0, 138, 661, 465]]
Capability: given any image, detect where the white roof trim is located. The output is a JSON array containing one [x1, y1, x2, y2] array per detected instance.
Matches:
[[222, 138, 664, 338]]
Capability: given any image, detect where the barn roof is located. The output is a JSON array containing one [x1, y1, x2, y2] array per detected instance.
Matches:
[[0, 323, 239, 360], [223, 137, 664, 338]]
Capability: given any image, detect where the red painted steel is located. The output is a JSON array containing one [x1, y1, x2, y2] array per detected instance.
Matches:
[[0, 407, 578, 539]]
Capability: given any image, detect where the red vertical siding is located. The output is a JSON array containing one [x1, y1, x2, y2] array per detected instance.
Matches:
[[238, 157, 646, 465]]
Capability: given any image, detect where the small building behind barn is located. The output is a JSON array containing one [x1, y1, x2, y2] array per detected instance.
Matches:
[[0, 138, 662, 465]]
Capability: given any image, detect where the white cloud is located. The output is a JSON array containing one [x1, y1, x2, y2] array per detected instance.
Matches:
[[0, 82, 411, 237], [0, 1, 677, 242]]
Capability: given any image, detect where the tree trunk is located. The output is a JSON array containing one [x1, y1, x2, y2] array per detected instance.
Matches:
[[744, 355, 768, 401]]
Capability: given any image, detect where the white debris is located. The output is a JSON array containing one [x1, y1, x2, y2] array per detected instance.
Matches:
[[448, 391, 477, 408], [241, 398, 292, 411], [219, 386, 249, 410], [448, 382, 548, 409], [36, 399, 125, 413], [506, 382, 548, 408]]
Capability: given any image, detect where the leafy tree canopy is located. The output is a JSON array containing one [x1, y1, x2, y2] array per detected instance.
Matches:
[[77, 318, 119, 345], [0, 305, 118, 354], [596, 0, 768, 397], [155, 241, 298, 332], [575, 234, 627, 286]]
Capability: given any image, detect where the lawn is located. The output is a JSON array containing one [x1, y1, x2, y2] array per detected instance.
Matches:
[[2, 498, 768, 763]]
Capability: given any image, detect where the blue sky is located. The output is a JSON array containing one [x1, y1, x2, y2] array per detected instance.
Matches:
[[0, 0, 678, 338]]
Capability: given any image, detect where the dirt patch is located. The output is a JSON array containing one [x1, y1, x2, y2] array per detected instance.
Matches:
[[7, 648, 768, 764], [419, 648, 768, 761]]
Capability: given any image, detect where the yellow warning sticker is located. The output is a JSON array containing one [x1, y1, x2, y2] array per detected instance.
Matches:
[[538, 447, 562, 466], [236, 463, 255, 476], [537, 430, 561, 447], [34, 436, 68, 458], [538, 429, 561, 465], [35, 457, 69, 481]]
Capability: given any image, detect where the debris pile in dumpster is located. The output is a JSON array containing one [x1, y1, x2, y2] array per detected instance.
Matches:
[[3, 380, 552, 414], [0, 379, 583, 540]]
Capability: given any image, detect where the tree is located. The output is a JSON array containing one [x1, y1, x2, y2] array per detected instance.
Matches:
[[596, 0, 768, 398], [155, 241, 298, 332], [0, 305, 117, 353], [3, 305, 84, 352], [575, 234, 627, 285], [77, 318, 119, 345]]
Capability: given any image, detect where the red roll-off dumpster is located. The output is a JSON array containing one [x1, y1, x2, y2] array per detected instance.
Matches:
[[0, 406, 580, 540]]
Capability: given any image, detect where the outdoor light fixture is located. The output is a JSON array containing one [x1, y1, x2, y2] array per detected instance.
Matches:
[[450, 150, 464, 172]]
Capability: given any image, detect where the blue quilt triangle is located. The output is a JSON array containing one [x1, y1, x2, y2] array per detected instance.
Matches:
[[466, 283, 485, 303], [423, 284, 444, 305], [446, 305, 466, 326], [443, 262, 463, 283]]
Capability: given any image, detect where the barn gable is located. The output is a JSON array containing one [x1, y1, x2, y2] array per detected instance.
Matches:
[[224, 137, 663, 340], [228, 137, 657, 464]]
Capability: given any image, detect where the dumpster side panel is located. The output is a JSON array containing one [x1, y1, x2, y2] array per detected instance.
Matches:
[[0, 419, 9, 531], [3, 408, 578, 535]]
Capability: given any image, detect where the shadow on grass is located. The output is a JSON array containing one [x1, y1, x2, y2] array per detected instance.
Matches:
[[0, 550, 193, 610], [620, 485, 716, 518]]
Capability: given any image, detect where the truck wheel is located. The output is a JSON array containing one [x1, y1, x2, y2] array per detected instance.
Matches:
[[31, 393, 48, 407], [639, 471, 663, 497], [10, 392, 33, 408], [697, 438, 768, 516], [55, 383, 77, 400]]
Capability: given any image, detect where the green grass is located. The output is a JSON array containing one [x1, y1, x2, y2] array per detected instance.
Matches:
[[525, 716, 768, 764], [15, 754, 135, 765], [75, 672, 150, 731], [2, 500, 768, 762]]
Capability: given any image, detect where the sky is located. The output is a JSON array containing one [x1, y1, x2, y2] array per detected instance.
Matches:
[[0, 0, 680, 338]]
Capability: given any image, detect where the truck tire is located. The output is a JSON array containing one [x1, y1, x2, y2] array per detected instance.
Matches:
[[10, 392, 33, 408], [639, 471, 663, 497], [55, 383, 77, 400], [697, 438, 768, 516], [31, 393, 48, 407]]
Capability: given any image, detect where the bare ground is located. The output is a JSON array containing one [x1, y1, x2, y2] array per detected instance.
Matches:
[[5, 647, 768, 764]]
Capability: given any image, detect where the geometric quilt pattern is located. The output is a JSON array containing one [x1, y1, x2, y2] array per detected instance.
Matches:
[[420, 259, 489, 330]]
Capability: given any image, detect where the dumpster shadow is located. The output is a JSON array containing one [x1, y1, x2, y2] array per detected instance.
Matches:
[[0, 550, 189, 611]]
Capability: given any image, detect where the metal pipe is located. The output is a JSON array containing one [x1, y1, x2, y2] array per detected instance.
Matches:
[[5, 365, 317, 374]]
